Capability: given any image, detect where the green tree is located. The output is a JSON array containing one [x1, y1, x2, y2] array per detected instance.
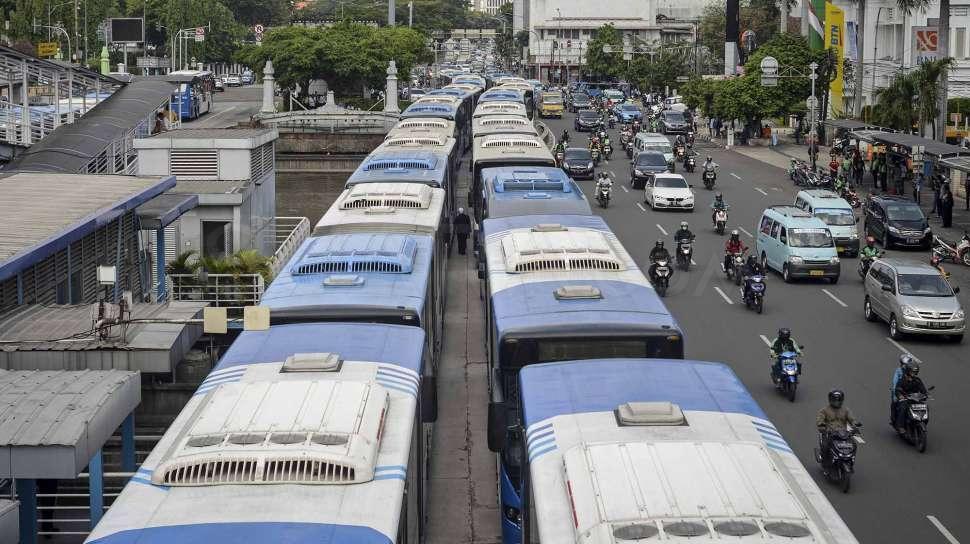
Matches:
[[493, 2, 514, 70], [236, 26, 326, 101], [625, 49, 688, 93], [584, 24, 623, 80], [697, 0, 781, 70]]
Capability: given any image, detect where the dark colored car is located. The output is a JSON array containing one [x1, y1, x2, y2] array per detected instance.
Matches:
[[864, 195, 932, 249], [574, 110, 602, 132], [563, 147, 595, 179], [630, 150, 669, 189], [661, 110, 688, 134], [570, 92, 591, 113]]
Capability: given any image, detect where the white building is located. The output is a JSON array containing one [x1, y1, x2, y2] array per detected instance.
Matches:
[[477, 0, 504, 15], [518, 0, 708, 82], [833, 0, 970, 110]]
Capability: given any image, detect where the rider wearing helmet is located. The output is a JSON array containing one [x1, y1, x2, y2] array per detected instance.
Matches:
[[710, 192, 729, 224], [769, 328, 802, 377], [674, 221, 694, 249], [892, 359, 928, 432], [703, 156, 718, 172], [816, 389, 859, 464], [860, 236, 880, 259], [560, 129, 570, 145], [740, 254, 764, 298], [648, 239, 672, 283], [723, 230, 746, 272]]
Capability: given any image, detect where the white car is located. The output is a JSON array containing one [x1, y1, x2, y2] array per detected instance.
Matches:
[[644, 173, 695, 211]]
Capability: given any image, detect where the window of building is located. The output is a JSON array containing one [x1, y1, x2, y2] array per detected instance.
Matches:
[[202, 221, 232, 260], [955, 27, 967, 58]]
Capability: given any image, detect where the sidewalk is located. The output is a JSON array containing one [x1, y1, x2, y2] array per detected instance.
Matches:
[[735, 142, 970, 239]]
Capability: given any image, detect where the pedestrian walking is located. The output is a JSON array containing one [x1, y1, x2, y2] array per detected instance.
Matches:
[[931, 175, 941, 216], [708, 117, 716, 138], [852, 150, 864, 185], [913, 173, 922, 204], [940, 183, 955, 228], [453, 207, 472, 255]]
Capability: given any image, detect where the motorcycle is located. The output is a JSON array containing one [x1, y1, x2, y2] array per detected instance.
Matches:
[[841, 186, 862, 208], [676, 239, 693, 271], [741, 273, 766, 313], [686, 130, 695, 144], [815, 423, 863, 493], [596, 183, 612, 208], [590, 147, 601, 164], [554, 150, 565, 169], [603, 141, 614, 160], [685, 155, 696, 173], [702, 169, 716, 190], [893, 389, 933, 453], [771, 350, 802, 402], [714, 209, 728, 235], [725, 250, 746, 284], [931, 232, 970, 266], [858, 251, 884, 279], [674, 144, 686, 159], [608, 113, 617, 128], [651, 259, 671, 297]]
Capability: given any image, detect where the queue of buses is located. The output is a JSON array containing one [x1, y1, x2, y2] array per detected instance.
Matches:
[[85, 75, 859, 544]]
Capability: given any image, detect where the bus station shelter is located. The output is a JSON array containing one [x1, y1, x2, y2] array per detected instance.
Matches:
[[0, 370, 140, 544]]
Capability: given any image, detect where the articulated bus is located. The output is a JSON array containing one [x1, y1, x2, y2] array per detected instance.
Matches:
[[442, 83, 484, 108], [494, 83, 535, 119], [410, 95, 472, 151], [87, 323, 436, 544], [472, 101, 529, 120], [479, 88, 525, 106], [479, 166, 591, 224], [378, 133, 460, 187], [469, 133, 554, 214], [346, 150, 456, 218], [490, 358, 860, 543], [389, 118, 459, 147], [471, 116, 538, 140], [313, 183, 449, 357], [400, 101, 470, 153]]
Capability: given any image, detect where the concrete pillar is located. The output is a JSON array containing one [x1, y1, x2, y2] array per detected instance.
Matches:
[[17, 478, 37, 544], [100, 46, 110, 75], [384, 60, 400, 114], [89, 450, 104, 529], [121, 413, 136, 472], [261, 60, 276, 114], [156, 229, 167, 301]]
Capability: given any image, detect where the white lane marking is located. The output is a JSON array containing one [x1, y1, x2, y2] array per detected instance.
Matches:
[[759, 334, 772, 347], [731, 173, 742, 180], [713, 286, 734, 305], [656, 223, 668, 235], [822, 288, 848, 308], [771, 187, 782, 191], [609, 170, 616, 177], [927, 516, 961, 544], [754, 187, 768, 196], [636, 202, 647, 212], [621, 185, 629, 193], [738, 226, 754, 238], [690, 258, 697, 265], [886, 337, 912, 355]]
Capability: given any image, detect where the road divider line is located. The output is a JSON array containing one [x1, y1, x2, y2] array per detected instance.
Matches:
[[636, 202, 647, 212], [759, 334, 772, 347], [621, 185, 629, 193], [886, 337, 911, 355], [821, 288, 848, 308], [656, 223, 668, 235], [713, 286, 734, 305], [927, 516, 961, 544], [731, 173, 742, 180], [754, 187, 768, 196], [738, 227, 754, 238], [609, 170, 616, 177]]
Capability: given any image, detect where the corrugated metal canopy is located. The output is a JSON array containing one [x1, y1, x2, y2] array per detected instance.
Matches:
[[0, 172, 176, 282], [939, 156, 970, 172], [136, 193, 199, 230], [825, 119, 890, 131], [0, 369, 140, 478], [869, 132, 970, 158], [0, 302, 206, 373]]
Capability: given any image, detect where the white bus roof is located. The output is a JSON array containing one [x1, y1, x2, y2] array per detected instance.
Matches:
[[473, 101, 529, 118], [313, 183, 446, 236]]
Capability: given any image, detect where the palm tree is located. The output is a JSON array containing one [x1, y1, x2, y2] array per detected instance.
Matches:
[[914, 58, 954, 139], [895, 0, 949, 141], [231, 249, 274, 283], [165, 250, 201, 276], [874, 70, 920, 131]]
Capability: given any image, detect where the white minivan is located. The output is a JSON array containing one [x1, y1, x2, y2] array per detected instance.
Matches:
[[794, 190, 860, 256]]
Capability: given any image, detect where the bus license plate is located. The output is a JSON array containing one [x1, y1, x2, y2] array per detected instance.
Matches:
[[809, 270, 824, 276]]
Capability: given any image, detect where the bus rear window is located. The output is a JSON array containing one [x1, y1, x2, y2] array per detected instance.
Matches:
[[500, 336, 682, 368]]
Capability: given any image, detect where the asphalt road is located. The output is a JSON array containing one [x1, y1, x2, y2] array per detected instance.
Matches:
[[542, 108, 970, 544], [183, 85, 264, 128]]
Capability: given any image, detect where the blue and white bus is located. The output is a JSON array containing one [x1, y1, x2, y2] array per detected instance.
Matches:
[[479, 166, 591, 223], [401, 100, 471, 152], [167, 70, 215, 120], [345, 150, 456, 218], [87, 322, 435, 544], [490, 358, 860, 543], [260, 233, 441, 374]]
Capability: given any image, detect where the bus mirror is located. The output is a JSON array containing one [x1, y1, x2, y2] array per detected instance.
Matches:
[[421, 376, 437, 423], [487, 402, 508, 452]]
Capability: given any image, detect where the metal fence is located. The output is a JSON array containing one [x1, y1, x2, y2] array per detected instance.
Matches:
[[272, 216, 310, 277], [168, 273, 265, 310]]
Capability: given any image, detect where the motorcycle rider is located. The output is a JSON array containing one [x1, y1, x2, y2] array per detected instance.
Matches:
[[723, 230, 747, 272], [702, 156, 719, 182], [769, 327, 802, 379], [674, 221, 695, 254], [710, 192, 729, 225], [816, 390, 859, 464], [861, 236, 880, 260], [892, 359, 928, 433], [560, 129, 570, 146], [596, 172, 614, 198], [648, 240, 672, 283]]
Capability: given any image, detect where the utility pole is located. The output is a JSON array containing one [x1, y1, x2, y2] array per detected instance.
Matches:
[[408, 1, 413, 27], [388, 0, 396, 26]]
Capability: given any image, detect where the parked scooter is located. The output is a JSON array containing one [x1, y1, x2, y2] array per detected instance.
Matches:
[[931, 232, 970, 266]]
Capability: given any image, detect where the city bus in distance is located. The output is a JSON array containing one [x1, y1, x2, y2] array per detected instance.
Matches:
[[86, 322, 436, 544], [471, 116, 538, 141], [167, 70, 215, 120], [488, 358, 859, 543], [469, 134, 555, 214]]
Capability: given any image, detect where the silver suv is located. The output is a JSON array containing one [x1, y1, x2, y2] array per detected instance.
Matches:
[[863, 257, 964, 342]]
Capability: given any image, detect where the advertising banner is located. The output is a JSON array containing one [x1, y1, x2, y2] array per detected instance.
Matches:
[[825, 3, 845, 109], [913, 26, 939, 64]]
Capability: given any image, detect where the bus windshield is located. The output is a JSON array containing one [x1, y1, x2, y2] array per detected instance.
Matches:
[[500, 336, 683, 368]]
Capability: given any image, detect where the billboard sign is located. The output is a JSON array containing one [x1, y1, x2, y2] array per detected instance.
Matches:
[[36, 42, 58, 57], [913, 26, 938, 64], [110, 18, 144, 43]]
